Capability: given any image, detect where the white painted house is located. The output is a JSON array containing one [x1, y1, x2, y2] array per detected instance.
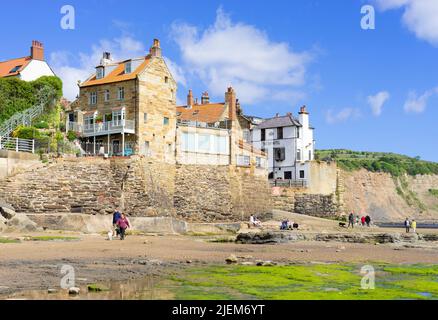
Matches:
[[251, 106, 315, 183], [0, 40, 55, 81]]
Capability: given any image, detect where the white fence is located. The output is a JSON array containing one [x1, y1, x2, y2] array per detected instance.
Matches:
[[0, 136, 35, 154]]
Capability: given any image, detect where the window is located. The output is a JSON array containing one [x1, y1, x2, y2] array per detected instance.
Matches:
[[143, 113, 148, 124], [256, 157, 262, 168], [165, 76, 169, 83], [170, 89, 175, 100], [268, 172, 274, 179], [277, 127, 283, 139], [112, 109, 124, 126], [237, 155, 250, 166], [198, 134, 210, 152], [104, 89, 110, 102], [297, 127, 300, 138], [163, 117, 169, 126], [261, 129, 266, 141], [144, 141, 150, 156], [300, 170, 305, 179], [284, 171, 292, 179], [89, 92, 97, 105], [125, 61, 132, 74], [297, 149, 302, 161], [84, 116, 94, 130], [96, 67, 104, 79], [274, 148, 286, 161], [9, 65, 22, 73], [167, 143, 172, 154], [118, 87, 125, 100], [243, 129, 251, 143]]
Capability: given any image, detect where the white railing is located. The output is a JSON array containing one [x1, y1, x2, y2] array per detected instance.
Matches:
[[0, 103, 44, 138], [0, 136, 35, 154], [67, 120, 135, 136]]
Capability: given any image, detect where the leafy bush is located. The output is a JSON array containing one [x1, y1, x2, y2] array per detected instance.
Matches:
[[12, 126, 43, 140], [317, 149, 438, 177], [67, 130, 77, 142], [34, 120, 49, 129], [0, 76, 63, 125]]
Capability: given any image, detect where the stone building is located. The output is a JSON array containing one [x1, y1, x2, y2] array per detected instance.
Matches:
[[176, 88, 267, 168], [66, 39, 177, 161], [251, 106, 315, 184]]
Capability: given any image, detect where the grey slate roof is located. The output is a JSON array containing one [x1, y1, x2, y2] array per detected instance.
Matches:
[[256, 115, 302, 129]]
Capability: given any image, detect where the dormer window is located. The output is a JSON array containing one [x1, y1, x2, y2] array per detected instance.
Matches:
[[125, 61, 132, 74], [9, 65, 22, 74], [96, 67, 104, 79]]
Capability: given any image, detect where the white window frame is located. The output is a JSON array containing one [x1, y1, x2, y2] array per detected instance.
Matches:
[[112, 109, 125, 126], [125, 62, 132, 74], [104, 89, 110, 102], [118, 87, 125, 101], [96, 67, 104, 79], [89, 92, 97, 105]]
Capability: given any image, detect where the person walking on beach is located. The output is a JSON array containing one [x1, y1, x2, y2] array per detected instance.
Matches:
[[404, 218, 411, 233], [365, 215, 371, 227], [412, 219, 417, 233], [112, 210, 122, 238], [348, 212, 355, 229], [116, 213, 130, 240]]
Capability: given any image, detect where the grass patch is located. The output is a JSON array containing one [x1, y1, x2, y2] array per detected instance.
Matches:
[[429, 189, 438, 198], [168, 263, 438, 300], [25, 236, 80, 242], [87, 284, 110, 292], [0, 238, 20, 244]]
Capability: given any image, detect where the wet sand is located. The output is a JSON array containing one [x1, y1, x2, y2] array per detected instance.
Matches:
[[1, 231, 438, 297]]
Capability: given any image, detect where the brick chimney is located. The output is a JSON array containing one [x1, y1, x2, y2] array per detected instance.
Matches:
[[150, 39, 162, 58], [225, 87, 237, 120], [201, 91, 210, 104], [30, 40, 44, 61], [187, 89, 194, 108]]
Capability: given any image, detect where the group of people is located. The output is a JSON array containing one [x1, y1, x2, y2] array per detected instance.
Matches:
[[347, 212, 371, 228], [280, 219, 299, 230], [404, 218, 417, 233], [111, 210, 131, 240], [249, 214, 262, 228]]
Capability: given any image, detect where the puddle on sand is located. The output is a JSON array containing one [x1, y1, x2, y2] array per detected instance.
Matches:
[[4, 276, 177, 300]]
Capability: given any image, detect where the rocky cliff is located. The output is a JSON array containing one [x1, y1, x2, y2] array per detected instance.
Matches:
[[341, 169, 438, 222]]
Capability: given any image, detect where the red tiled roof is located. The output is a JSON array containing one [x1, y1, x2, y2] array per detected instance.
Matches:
[[80, 57, 151, 87], [0, 56, 32, 78], [176, 103, 227, 123]]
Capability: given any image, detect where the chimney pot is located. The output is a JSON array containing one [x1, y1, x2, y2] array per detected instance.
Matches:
[[201, 91, 210, 104], [150, 38, 162, 58], [30, 40, 44, 61], [187, 89, 194, 108]]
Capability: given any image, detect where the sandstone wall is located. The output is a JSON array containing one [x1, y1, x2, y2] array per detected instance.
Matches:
[[0, 150, 41, 179], [174, 164, 272, 222]]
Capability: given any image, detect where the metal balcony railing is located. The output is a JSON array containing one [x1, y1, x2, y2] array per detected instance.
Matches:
[[67, 120, 135, 137]]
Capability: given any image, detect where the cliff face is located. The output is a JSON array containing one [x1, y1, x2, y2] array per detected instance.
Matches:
[[341, 169, 438, 222]]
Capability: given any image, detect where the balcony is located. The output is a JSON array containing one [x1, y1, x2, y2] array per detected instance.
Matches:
[[68, 120, 135, 137]]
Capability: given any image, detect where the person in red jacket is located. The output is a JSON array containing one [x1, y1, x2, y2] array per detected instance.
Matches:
[[116, 213, 130, 240], [361, 216, 366, 226]]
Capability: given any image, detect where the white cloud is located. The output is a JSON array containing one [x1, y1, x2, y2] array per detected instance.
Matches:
[[170, 7, 313, 105], [326, 108, 360, 125], [376, 0, 438, 46], [367, 91, 390, 116], [403, 87, 438, 113], [50, 36, 147, 100]]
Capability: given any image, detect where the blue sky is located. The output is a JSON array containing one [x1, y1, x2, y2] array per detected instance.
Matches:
[[1, 0, 437, 161]]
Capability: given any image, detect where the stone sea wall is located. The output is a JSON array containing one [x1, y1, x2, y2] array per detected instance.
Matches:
[[0, 156, 272, 222]]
